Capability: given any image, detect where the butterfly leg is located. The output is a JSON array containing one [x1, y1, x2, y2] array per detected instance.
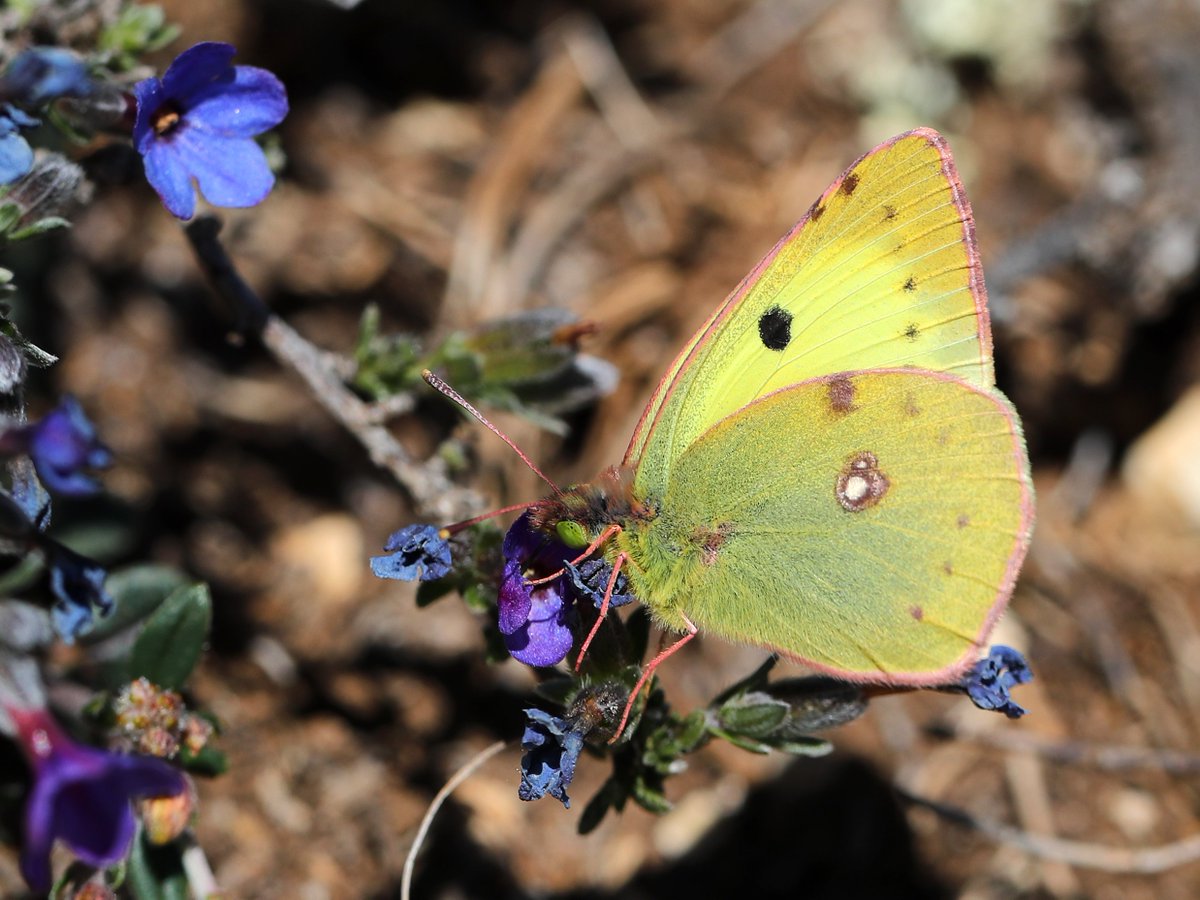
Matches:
[[610, 615, 698, 743], [526, 523, 622, 587], [574, 551, 627, 672]]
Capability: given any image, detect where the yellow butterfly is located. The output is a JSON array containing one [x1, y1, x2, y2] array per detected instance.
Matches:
[[428, 128, 1035, 734]]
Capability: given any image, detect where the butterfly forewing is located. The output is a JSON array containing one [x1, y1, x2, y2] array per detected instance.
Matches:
[[619, 370, 1033, 681], [627, 129, 994, 503]]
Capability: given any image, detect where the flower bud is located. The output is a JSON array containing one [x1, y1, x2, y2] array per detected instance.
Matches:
[[140, 779, 196, 844], [2, 153, 89, 228]]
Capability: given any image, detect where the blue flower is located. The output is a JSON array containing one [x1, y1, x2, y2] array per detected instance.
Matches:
[[518, 708, 586, 808], [566, 557, 634, 610], [44, 538, 114, 642], [5, 705, 186, 891], [1, 47, 93, 106], [0, 103, 38, 185], [370, 524, 453, 581], [132, 42, 287, 219], [499, 512, 577, 667], [965, 645, 1032, 718]]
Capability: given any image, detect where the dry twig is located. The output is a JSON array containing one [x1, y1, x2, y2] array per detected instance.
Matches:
[[184, 216, 481, 522]]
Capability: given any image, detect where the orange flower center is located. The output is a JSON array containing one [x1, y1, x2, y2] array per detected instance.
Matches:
[[152, 103, 182, 136]]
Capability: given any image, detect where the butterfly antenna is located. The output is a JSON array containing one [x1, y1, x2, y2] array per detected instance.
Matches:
[[423, 369, 560, 494], [439, 501, 539, 537]]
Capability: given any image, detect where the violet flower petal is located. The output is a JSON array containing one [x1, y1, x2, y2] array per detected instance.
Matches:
[[159, 42, 237, 100], [185, 66, 288, 137]]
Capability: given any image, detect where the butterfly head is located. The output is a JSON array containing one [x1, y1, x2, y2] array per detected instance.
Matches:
[[527, 465, 648, 547]]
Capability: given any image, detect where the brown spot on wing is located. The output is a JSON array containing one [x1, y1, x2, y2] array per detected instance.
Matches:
[[909, 605, 924, 621], [956, 514, 970, 529], [903, 323, 920, 342], [883, 204, 897, 220], [841, 172, 860, 196], [809, 201, 825, 222], [693, 522, 734, 567], [903, 393, 921, 417], [827, 376, 856, 414], [903, 276, 917, 293], [942, 561, 954, 575], [836, 451, 890, 512]]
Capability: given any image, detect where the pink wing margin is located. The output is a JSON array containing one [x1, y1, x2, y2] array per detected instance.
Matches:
[[622, 126, 995, 468]]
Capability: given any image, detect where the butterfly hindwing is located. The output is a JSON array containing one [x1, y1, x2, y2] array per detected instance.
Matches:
[[619, 369, 1033, 681]]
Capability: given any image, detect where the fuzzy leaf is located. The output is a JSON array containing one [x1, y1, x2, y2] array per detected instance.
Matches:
[[82, 564, 189, 644], [129, 583, 211, 689]]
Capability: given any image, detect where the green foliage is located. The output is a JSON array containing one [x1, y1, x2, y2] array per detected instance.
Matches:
[[82, 564, 190, 644], [127, 829, 188, 900], [97, 3, 181, 70], [352, 305, 615, 434], [179, 741, 228, 777], [129, 584, 212, 691]]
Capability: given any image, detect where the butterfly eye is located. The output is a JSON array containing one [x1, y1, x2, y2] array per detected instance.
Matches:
[[555, 520, 589, 549]]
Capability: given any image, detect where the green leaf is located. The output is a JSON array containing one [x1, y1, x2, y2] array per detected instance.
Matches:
[[578, 777, 622, 835], [630, 776, 672, 814], [129, 583, 212, 690], [673, 710, 709, 752], [9, 216, 71, 241], [179, 742, 228, 776], [460, 582, 492, 614], [81, 564, 190, 644], [707, 726, 771, 755], [717, 696, 790, 738], [0, 202, 21, 235], [127, 829, 188, 900]]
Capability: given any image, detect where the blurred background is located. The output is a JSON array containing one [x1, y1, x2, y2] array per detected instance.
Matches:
[[5, 0, 1200, 897]]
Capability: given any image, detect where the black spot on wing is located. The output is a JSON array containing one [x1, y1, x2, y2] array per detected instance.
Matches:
[[758, 305, 793, 351]]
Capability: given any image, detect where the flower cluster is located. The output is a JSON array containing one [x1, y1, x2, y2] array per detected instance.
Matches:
[[0, 24, 280, 895], [373, 511, 633, 668]]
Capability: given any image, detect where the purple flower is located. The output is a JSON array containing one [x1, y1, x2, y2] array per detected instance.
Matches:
[[45, 538, 114, 642], [370, 524, 452, 581], [7, 706, 186, 891], [28, 397, 111, 496], [132, 42, 287, 219], [499, 512, 578, 667], [518, 708, 585, 808], [966, 645, 1032, 718], [0, 397, 111, 497], [0, 103, 38, 184], [566, 557, 634, 610]]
